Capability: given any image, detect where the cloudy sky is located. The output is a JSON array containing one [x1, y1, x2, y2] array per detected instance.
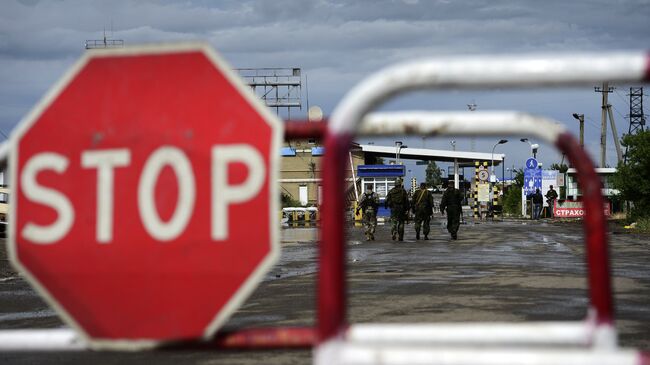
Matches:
[[1, 0, 649, 179]]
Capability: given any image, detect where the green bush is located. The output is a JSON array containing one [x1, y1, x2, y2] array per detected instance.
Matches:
[[636, 217, 650, 232], [503, 186, 522, 216]]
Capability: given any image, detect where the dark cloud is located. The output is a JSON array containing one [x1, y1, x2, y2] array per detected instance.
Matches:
[[0, 0, 648, 167]]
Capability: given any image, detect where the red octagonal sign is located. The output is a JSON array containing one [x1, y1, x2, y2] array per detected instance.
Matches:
[[8, 44, 282, 349]]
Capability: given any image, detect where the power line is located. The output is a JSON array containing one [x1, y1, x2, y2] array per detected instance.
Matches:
[[584, 116, 601, 129], [611, 104, 628, 121], [614, 88, 630, 107]]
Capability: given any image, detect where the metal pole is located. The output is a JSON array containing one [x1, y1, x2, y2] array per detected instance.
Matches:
[[395, 141, 402, 164], [349, 152, 359, 202], [600, 82, 609, 167], [579, 116, 585, 148], [491, 146, 496, 177], [502, 156, 505, 192], [454, 158, 459, 189]]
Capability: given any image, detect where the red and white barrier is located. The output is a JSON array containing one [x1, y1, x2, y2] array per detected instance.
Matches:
[[317, 52, 650, 364], [1, 51, 649, 364]]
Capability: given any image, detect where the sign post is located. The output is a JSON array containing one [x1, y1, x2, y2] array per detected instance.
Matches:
[[522, 158, 541, 217], [9, 44, 282, 349]]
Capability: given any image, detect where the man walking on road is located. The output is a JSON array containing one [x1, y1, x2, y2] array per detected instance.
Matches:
[[356, 185, 380, 241], [412, 182, 434, 240], [545, 185, 558, 218], [529, 188, 543, 220], [385, 177, 409, 241], [440, 180, 463, 240]]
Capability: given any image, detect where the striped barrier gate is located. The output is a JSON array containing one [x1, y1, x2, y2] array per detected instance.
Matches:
[[492, 183, 501, 219], [472, 161, 490, 219]]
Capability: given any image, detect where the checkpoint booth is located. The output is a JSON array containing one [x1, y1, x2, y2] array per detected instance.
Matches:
[[564, 167, 619, 215], [0, 43, 648, 365], [357, 164, 405, 217]]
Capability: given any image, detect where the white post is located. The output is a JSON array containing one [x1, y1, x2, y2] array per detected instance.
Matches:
[[454, 159, 459, 189], [349, 152, 359, 202]]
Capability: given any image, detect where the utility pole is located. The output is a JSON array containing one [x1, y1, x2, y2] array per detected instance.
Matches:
[[594, 83, 623, 167]]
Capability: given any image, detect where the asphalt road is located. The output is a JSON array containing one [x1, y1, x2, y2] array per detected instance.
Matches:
[[1, 217, 649, 364]]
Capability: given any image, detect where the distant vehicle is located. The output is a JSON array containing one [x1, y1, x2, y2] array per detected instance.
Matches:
[[0, 187, 8, 234]]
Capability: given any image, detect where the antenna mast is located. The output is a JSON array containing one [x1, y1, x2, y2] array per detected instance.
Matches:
[[85, 24, 124, 49]]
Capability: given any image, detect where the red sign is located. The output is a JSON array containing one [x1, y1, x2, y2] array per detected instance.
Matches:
[[9, 44, 282, 348], [554, 200, 611, 218]]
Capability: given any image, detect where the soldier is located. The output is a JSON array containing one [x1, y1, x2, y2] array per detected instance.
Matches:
[[385, 177, 410, 241], [356, 185, 380, 241], [528, 188, 543, 220], [412, 182, 434, 240], [545, 185, 559, 218], [440, 180, 463, 240]]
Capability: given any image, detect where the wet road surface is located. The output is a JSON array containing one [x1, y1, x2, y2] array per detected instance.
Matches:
[[1, 217, 649, 364]]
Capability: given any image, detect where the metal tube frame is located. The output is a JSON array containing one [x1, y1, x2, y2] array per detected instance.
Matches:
[[0, 52, 649, 354], [319, 52, 650, 345]]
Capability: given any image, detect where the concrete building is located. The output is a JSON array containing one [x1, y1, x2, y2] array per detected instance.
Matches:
[[279, 140, 364, 207]]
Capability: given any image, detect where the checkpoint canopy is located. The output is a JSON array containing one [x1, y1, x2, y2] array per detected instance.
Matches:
[[359, 144, 504, 167], [8, 43, 282, 349]]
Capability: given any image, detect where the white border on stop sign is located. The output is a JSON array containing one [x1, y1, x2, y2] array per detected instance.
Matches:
[[7, 42, 283, 350]]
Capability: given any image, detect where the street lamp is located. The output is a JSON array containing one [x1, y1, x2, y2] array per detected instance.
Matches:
[[491, 139, 508, 180], [520, 138, 539, 159], [572, 113, 585, 147], [395, 141, 408, 164]]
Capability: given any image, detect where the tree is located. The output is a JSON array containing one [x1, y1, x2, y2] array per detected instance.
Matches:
[[550, 163, 568, 199], [425, 161, 442, 187], [550, 163, 568, 173], [503, 168, 524, 216], [612, 130, 650, 220], [513, 168, 524, 187], [365, 155, 385, 165]]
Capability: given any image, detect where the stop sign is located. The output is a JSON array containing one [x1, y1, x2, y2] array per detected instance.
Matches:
[[8, 44, 282, 348]]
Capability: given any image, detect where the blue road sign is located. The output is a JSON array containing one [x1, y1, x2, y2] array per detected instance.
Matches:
[[525, 158, 538, 170], [524, 168, 542, 196]]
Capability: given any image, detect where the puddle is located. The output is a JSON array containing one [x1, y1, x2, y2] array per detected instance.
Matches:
[[0, 309, 57, 322]]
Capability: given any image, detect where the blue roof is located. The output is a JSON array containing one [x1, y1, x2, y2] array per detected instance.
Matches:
[[357, 164, 405, 177], [281, 147, 296, 156]]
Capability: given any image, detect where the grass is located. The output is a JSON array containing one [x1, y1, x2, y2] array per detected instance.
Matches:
[[636, 217, 650, 232]]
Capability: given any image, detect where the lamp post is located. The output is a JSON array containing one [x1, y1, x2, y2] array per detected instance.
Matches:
[[572, 113, 585, 147], [520, 138, 539, 159], [395, 141, 408, 164], [491, 139, 508, 181]]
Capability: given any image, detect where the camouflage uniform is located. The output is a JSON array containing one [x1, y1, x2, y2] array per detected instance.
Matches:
[[440, 183, 463, 240], [411, 185, 434, 240], [357, 189, 379, 240], [545, 186, 558, 218], [385, 178, 410, 241]]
